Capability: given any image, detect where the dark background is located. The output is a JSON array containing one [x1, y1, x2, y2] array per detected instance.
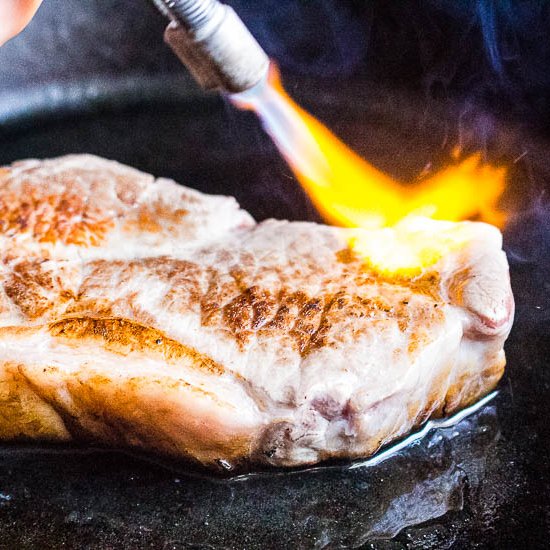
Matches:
[[0, 1, 549, 549], [3, 1, 550, 126]]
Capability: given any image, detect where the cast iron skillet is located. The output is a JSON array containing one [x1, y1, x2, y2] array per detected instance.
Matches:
[[0, 76, 548, 549]]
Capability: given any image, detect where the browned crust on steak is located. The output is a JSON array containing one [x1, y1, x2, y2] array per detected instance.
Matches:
[[0, 160, 151, 246], [4, 258, 444, 356], [3, 252, 446, 358], [48, 318, 225, 376]]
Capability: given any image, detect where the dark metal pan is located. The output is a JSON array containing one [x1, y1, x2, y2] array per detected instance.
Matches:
[[0, 74, 548, 549]]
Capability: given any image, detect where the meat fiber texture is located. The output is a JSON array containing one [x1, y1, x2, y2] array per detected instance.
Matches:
[[0, 155, 514, 469]]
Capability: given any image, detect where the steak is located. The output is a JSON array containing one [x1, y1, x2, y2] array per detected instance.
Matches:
[[0, 155, 514, 469]]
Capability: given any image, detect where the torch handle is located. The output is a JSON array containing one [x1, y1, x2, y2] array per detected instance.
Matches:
[[150, 0, 269, 94]]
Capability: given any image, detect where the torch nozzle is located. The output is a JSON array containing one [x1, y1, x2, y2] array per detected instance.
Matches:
[[151, 0, 218, 30], [150, 0, 269, 94]]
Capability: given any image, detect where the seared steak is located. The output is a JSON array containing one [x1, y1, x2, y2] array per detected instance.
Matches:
[[0, 155, 513, 468]]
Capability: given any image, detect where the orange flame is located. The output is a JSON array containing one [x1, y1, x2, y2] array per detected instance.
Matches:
[[236, 66, 506, 231], [232, 65, 507, 273]]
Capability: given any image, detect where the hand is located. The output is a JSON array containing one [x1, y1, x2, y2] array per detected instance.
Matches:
[[0, 0, 43, 46]]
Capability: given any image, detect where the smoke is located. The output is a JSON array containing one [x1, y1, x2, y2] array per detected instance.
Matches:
[[505, 196, 550, 266], [227, 0, 370, 77], [477, 0, 505, 74], [223, 1, 550, 135], [504, 197, 550, 328]]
